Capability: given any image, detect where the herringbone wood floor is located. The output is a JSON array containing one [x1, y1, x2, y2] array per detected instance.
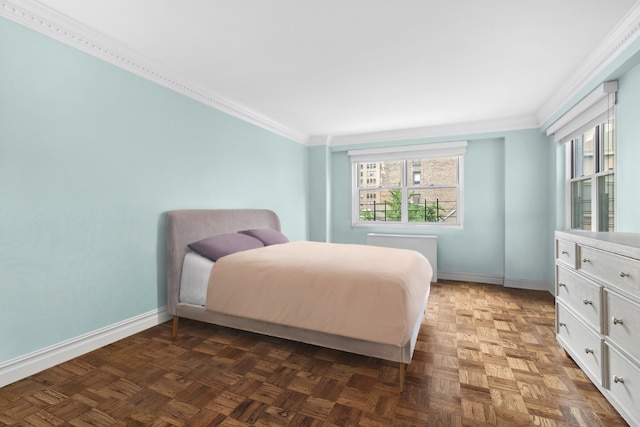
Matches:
[[0, 281, 629, 426]]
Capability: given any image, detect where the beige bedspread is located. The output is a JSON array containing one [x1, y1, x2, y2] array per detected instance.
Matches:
[[205, 241, 432, 346]]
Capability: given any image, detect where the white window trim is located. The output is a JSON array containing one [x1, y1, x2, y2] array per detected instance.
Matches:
[[547, 81, 617, 231], [348, 141, 467, 229], [348, 141, 468, 162], [564, 142, 572, 230]]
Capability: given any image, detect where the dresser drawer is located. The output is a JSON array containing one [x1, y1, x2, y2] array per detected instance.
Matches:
[[606, 290, 640, 362], [556, 239, 577, 268], [579, 245, 640, 296], [557, 303, 603, 384], [606, 343, 640, 426], [557, 266, 602, 332]]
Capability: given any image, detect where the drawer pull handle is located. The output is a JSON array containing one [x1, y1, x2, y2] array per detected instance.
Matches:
[[558, 282, 566, 287], [558, 321, 566, 327], [614, 375, 624, 384], [620, 272, 630, 278], [582, 258, 590, 263], [613, 317, 624, 325], [583, 299, 593, 305], [561, 250, 568, 255], [584, 348, 594, 354]]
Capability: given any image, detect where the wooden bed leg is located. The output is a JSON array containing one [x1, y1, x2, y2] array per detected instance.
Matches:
[[399, 363, 406, 392], [172, 315, 179, 338]]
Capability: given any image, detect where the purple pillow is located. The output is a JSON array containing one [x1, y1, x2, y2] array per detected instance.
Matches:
[[239, 228, 289, 246], [188, 233, 264, 261]]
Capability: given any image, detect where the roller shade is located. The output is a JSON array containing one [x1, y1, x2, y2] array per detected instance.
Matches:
[[546, 81, 617, 143], [348, 141, 468, 162]]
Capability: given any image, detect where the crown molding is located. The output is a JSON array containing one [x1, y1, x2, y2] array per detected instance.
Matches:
[[536, 1, 640, 128], [308, 135, 332, 146], [1, 0, 309, 145], [6, 0, 637, 148], [325, 116, 539, 147]]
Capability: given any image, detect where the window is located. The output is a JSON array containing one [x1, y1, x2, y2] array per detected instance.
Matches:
[[569, 120, 615, 231], [546, 81, 617, 232], [348, 141, 467, 228], [413, 171, 421, 185]]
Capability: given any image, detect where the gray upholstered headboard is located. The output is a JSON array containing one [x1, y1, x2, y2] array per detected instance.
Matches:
[[166, 209, 281, 316]]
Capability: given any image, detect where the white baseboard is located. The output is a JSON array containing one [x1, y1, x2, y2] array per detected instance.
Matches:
[[437, 270, 504, 285], [0, 307, 172, 388], [504, 277, 553, 293], [437, 270, 554, 294]]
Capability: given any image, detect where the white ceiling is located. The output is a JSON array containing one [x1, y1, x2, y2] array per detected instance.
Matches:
[[13, 1, 640, 142]]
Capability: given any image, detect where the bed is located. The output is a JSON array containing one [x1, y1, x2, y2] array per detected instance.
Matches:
[[166, 209, 432, 390]]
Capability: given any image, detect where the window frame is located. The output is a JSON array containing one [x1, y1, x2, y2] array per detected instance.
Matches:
[[546, 81, 617, 232], [348, 141, 467, 229], [566, 120, 616, 232]]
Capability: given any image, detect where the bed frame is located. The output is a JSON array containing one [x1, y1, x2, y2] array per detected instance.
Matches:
[[166, 209, 424, 390]]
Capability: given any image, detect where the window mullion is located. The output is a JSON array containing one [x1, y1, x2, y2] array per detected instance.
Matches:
[[401, 160, 408, 223], [565, 142, 572, 229], [590, 174, 598, 232], [591, 126, 600, 232]]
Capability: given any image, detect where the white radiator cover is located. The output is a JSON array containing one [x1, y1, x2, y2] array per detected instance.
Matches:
[[367, 233, 437, 282]]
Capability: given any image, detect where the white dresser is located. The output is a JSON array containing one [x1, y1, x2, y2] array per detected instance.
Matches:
[[555, 230, 640, 426]]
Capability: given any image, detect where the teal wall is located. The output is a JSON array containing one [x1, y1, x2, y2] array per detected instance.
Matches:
[[5, 4, 640, 375], [504, 129, 553, 287], [615, 63, 640, 232], [327, 130, 553, 288], [0, 17, 308, 363], [308, 145, 332, 242]]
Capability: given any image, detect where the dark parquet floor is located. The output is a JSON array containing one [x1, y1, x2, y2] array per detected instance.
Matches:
[[0, 281, 629, 426]]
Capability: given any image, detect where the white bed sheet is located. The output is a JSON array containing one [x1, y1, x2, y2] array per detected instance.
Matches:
[[179, 251, 213, 306]]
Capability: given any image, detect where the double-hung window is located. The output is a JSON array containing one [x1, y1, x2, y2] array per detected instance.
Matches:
[[348, 141, 467, 228], [546, 81, 617, 232], [569, 121, 615, 231]]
